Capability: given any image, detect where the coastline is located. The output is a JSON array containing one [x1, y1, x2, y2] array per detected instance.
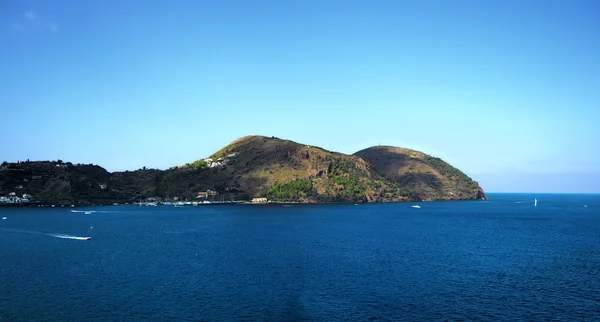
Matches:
[[0, 197, 489, 208]]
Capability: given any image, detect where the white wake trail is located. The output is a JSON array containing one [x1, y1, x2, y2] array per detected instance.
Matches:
[[48, 234, 90, 240], [0, 228, 90, 240]]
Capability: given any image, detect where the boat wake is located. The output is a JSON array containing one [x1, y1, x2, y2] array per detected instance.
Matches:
[[48, 234, 91, 241], [71, 210, 97, 214], [0, 228, 90, 240]]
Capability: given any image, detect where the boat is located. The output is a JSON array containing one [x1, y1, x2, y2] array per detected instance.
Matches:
[[83, 237, 91, 240], [1, 217, 6, 220], [84, 211, 93, 215], [412, 205, 421, 209], [534, 198, 537, 207]]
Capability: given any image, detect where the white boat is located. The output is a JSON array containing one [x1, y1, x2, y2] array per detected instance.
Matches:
[[534, 198, 537, 207], [83, 237, 91, 240], [1, 217, 6, 220], [412, 205, 421, 209], [84, 211, 93, 215]]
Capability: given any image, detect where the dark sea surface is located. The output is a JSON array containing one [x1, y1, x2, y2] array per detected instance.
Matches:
[[1, 193, 599, 321]]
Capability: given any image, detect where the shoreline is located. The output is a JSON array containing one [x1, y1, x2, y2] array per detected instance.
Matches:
[[0, 198, 488, 208]]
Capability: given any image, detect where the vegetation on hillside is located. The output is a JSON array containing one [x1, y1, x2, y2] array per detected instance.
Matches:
[[421, 156, 480, 189], [354, 146, 487, 201], [267, 179, 314, 201]]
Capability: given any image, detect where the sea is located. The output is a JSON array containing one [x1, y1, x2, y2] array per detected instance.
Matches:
[[0, 193, 599, 321]]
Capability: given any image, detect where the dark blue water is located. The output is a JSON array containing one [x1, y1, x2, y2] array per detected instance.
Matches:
[[1, 194, 599, 321]]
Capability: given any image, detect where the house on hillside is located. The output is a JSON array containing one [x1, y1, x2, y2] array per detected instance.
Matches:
[[251, 197, 268, 204], [197, 190, 218, 199]]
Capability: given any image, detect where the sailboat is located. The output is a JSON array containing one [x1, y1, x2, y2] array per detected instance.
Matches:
[[534, 198, 537, 207]]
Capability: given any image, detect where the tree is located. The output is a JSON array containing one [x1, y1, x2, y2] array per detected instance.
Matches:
[[1, 161, 7, 167], [190, 160, 206, 170], [142, 166, 147, 170], [57, 159, 63, 164]]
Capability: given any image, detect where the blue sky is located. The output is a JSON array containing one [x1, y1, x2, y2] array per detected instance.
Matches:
[[1, 0, 599, 192]]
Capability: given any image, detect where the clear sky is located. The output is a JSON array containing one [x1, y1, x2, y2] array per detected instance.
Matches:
[[1, 0, 599, 192]]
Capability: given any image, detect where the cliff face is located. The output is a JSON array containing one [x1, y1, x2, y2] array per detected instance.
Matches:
[[0, 137, 487, 204], [354, 146, 487, 201]]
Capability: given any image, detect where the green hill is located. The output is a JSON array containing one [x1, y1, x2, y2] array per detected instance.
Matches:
[[191, 135, 410, 202], [354, 146, 487, 201]]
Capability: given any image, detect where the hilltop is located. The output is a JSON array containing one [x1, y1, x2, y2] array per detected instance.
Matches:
[[0, 136, 486, 205], [354, 146, 487, 201]]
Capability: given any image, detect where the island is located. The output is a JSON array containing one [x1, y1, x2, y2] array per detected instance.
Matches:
[[0, 135, 487, 206]]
